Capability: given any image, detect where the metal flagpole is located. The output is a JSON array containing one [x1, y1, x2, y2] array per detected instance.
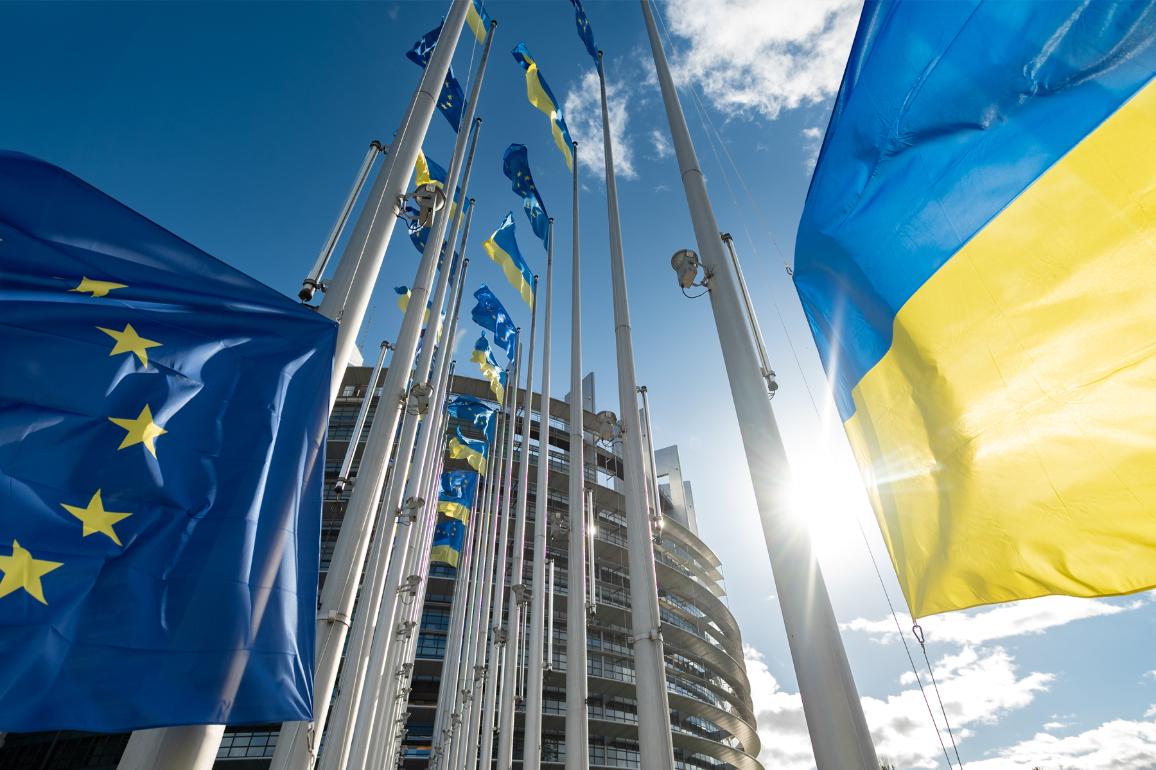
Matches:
[[639, 2, 879, 767], [318, 0, 472, 400], [478, 317, 536, 770], [596, 49, 676, 770], [461, 343, 521, 770], [335, 341, 392, 495], [319, 198, 477, 770], [520, 218, 555, 770], [564, 140, 590, 770], [275, 26, 488, 766], [429, 489, 483, 766], [496, 261, 546, 770], [637, 386, 663, 528], [345, 117, 485, 770], [372, 244, 475, 768], [299, 140, 384, 303], [448, 371, 511, 770]]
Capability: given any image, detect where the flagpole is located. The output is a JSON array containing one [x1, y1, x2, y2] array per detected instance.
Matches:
[[274, 19, 491, 760], [371, 244, 477, 770], [317, 0, 471, 400], [479, 310, 537, 770], [639, 3, 879, 767], [493, 264, 541, 770], [344, 119, 486, 770], [450, 366, 512, 770], [429, 488, 483, 766], [335, 340, 392, 495], [595, 49, 676, 770], [461, 339, 521, 770], [564, 140, 590, 770], [520, 217, 554, 770], [299, 140, 384, 303], [637, 385, 663, 528]]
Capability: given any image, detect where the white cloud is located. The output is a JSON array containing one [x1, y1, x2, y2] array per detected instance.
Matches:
[[1043, 721, 1068, 731], [801, 126, 823, 172], [563, 68, 636, 181], [660, 0, 861, 119], [867, 647, 1052, 769], [844, 595, 1143, 645], [743, 645, 815, 770], [650, 128, 673, 159], [1145, 670, 1156, 681], [968, 717, 1156, 770], [744, 644, 1049, 770], [1147, 705, 1156, 719]]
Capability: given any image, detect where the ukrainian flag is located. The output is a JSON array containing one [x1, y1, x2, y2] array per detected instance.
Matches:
[[511, 42, 575, 171], [448, 427, 489, 475], [466, 0, 492, 44], [794, 0, 1156, 618], [437, 470, 479, 523], [484, 213, 536, 307], [430, 519, 468, 567], [472, 334, 507, 403]]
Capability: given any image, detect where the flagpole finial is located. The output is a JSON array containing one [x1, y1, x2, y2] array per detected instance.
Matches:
[[370, 139, 384, 151]]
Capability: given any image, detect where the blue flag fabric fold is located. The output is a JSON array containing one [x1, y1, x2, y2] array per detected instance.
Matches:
[[470, 285, 518, 361], [570, 0, 599, 66], [447, 395, 497, 440], [502, 144, 550, 249], [406, 20, 466, 132], [0, 152, 335, 731]]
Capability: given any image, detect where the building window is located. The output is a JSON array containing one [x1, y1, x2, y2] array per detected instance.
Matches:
[[415, 632, 447, 659], [217, 728, 278, 759]]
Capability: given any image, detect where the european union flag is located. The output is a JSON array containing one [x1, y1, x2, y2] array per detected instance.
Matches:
[[447, 395, 497, 440], [437, 470, 479, 523], [471, 285, 518, 361], [430, 519, 468, 567], [0, 152, 335, 731], [406, 21, 443, 68], [502, 144, 550, 249], [570, 0, 599, 66], [406, 21, 466, 132], [438, 70, 466, 132]]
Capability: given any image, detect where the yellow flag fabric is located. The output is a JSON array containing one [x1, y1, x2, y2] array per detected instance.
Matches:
[[793, 1, 1156, 617]]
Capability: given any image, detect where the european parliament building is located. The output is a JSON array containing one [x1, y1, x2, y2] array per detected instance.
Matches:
[[0, 368, 763, 770]]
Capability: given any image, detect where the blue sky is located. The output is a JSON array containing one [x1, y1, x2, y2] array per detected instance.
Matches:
[[4, 1, 1154, 767]]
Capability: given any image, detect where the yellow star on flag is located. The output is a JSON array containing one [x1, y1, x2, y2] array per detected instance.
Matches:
[[71, 277, 127, 298], [0, 540, 62, 605], [97, 323, 161, 367], [109, 404, 167, 457], [61, 490, 132, 546]]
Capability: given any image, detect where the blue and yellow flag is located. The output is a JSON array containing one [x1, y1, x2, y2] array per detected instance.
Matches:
[[471, 285, 518, 361], [569, 0, 599, 67], [447, 395, 497, 440], [447, 428, 488, 476], [437, 470, 479, 522], [407, 151, 466, 257], [406, 22, 466, 132], [483, 213, 536, 307], [511, 42, 575, 171], [0, 152, 335, 731], [471, 334, 507, 403], [502, 144, 550, 249], [794, 0, 1156, 618], [430, 519, 468, 567], [466, 0, 492, 43]]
